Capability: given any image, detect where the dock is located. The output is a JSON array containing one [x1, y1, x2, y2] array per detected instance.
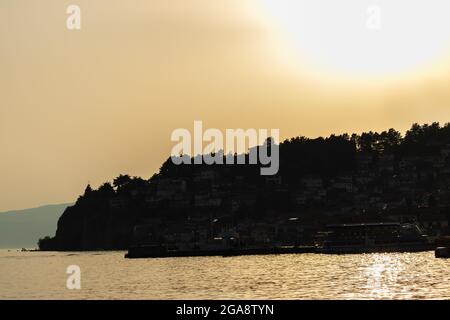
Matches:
[[125, 246, 316, 259]]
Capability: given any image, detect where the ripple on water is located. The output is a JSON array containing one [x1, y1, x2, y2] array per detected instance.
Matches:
[[1, 250, 449, 299]]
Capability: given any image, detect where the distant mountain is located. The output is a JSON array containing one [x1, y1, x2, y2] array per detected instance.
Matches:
[[0, 203, 72, 249]]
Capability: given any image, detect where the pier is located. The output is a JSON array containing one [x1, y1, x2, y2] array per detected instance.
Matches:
[[125, 245, 316, 259]]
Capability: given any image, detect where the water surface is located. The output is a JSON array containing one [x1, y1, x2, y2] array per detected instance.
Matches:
[[1, 250, 449, 299]]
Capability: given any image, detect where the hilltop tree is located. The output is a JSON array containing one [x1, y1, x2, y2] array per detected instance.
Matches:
[[97, 182, 115, 197], [113, 174, 132, 190]]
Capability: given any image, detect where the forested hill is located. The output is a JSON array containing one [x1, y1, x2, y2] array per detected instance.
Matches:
[[39, 123, 450, 250]]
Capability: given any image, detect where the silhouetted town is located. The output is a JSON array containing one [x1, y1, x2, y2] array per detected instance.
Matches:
[[39, 123, 450, 251]]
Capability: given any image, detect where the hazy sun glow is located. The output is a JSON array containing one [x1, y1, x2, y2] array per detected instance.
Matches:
[[260, 0, 450, 78], [2, 0, 450, 211]]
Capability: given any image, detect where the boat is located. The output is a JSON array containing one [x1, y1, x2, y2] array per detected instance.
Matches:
[[435, 236, 450, 258], [435, 247, 450, 258], [315, 222, 434, 254]]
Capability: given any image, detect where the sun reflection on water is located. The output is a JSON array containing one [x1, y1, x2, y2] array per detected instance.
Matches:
[[362, 254, 405, 299], [1, 250, 450, 299]]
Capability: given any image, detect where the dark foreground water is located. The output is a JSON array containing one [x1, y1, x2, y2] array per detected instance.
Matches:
[[1, 250, 449, 299]]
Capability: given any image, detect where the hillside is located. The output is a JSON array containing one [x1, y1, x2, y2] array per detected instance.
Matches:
[[0, 204, 72, 249], [38, 123, 450, 251]]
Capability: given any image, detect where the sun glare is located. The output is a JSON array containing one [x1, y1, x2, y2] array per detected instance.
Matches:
[[260, 0, 450, 79]]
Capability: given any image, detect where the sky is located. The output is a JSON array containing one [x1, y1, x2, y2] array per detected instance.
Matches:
[[1, 0, 450, 211]]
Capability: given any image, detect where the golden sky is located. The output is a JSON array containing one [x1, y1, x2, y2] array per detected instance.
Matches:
[[1, 0, 450, 211]]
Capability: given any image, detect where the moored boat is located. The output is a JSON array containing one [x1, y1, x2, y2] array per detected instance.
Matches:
[[315, 222, 434, 254], [435, 236, 450, 258]]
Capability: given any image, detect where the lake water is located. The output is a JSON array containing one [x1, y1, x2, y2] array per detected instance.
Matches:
[[1, 250, 449, 299]]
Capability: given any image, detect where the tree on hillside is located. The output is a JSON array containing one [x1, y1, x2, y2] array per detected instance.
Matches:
[[113, 174, 132, 190]]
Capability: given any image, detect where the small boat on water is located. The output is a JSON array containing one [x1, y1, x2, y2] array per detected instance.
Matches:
[[435, 236, 450, 258], [315, 222, 434, 254]]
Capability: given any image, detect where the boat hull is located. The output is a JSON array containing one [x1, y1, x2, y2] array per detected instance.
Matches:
[[316, 243, 434, 254], [435, 247, 450, 258]]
